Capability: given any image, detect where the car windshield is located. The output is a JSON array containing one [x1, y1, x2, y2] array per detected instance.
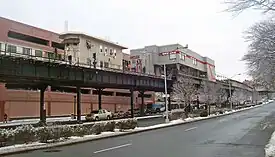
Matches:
[[1, 1, 275, 157]]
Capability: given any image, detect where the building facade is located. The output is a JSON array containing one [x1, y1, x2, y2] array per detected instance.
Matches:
[[130, 44, 216, 81], [59, 32, 127, 70], [0, 17, 154, 120]]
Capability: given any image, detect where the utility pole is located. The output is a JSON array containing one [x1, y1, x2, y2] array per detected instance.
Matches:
[[164, 64, 169, 123], [229, 79, 232, 110]]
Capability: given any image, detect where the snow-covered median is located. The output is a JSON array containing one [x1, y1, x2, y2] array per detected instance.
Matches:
[[0, 104, 265, 155]]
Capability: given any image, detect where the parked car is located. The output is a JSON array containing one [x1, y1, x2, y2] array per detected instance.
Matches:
[[85, 109, 113, 121], [113, 111, 125, 119]]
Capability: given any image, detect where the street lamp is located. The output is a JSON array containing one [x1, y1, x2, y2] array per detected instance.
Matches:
[[163, 44, 188, 123], [163, 64, 169, 123], [228, 73, 242, 110]]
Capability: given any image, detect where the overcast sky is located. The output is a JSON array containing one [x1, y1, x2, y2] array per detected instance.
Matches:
[[0, 0, 265, 81]]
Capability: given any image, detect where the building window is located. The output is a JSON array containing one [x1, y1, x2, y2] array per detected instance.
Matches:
[[100, 45, 103, 52], [193, 58, 197, 65], [180, 53, 185, 60], [114, 49, 117, 56], [7, 45, 17, 53], [35, 50, 43, 57], [87, 58, 91, 65], [22, 47, 31, 55], [100, 61, 103, 68], [110, 48, 113, 55], [105, 47, 108, 53], [104, 62, 109, 68], [47, 52, 55, 59], [169, 52, 176, 60]]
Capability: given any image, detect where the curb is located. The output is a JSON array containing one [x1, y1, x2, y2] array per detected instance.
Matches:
[[0, 104, 265, 155]]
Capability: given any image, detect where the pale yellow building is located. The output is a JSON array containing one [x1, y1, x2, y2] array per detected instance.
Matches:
[[60, 32, 127, 70]]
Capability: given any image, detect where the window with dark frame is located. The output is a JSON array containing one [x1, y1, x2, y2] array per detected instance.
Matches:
[[7, 45, 17, 53], [47, 52, 55, 59], [22, 47, 31, 55], [35, 50, 43, 57], [104, 62, 109, 68], [100, 61, 103, 68]]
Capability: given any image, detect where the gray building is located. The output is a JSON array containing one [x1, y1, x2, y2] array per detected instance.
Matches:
[[130, 43, 216, 81]]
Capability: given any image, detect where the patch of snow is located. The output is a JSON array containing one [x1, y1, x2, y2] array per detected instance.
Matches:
[[0, 142, 45, 152], [266, 131, 275, 157], [136, 115, 162, 120]]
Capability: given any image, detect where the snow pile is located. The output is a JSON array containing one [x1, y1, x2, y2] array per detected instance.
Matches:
[[266, 131, 275, 157]]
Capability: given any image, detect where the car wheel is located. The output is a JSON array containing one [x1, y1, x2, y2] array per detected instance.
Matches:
[[107, 115, 110, 120], [95, 117, 99, 121]]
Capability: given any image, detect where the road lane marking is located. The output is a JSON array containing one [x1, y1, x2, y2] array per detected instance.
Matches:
[[93, 143, 132, 154], [184, 127, 197, 132]]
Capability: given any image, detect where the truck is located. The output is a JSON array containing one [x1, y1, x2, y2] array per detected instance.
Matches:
[[85, 109, 113, 121]]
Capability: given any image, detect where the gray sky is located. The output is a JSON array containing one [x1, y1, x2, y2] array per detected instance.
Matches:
[[0, 0, 264, 81]]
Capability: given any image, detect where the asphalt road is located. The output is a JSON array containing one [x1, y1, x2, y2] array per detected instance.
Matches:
[[5, 103, 275, 157]]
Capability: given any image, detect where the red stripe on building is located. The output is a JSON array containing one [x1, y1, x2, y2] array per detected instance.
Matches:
[[159, 51, 215, 67]]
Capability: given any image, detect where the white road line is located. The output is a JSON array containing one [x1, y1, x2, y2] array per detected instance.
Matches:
[[93, 143, 132, 154], [184, 127, 197, 132]]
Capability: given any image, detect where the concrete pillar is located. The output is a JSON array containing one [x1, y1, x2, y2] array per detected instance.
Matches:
[[130, 89, 134, 118], [0, 83, 7, 122], [168, 93, 171, 111], [0, 101, 5, 122], [97, 88, 103, 110], [76, 86, 81, 121], [73, 95, 77, 118], [39, 85, 47, 123], [140, 91, 145, 116]]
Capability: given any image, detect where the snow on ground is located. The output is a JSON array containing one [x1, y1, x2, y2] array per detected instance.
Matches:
[[0, 115, 162, 127], [0, 116, 86, 126], [0, 142, 46, 152], [266, 131, 275, 157], [0, 103, 268, 155]]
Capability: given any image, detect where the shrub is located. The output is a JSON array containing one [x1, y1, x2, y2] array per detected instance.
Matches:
[[200, 110, 208, 117], [13, 125, 36, 144], [102, 121, 115, 132], [36, 126, 52, 143], [116, 118, 137, 131], [82, 124, 95, 135], [60, 125, 73, 139], [36, 121, 47, 127], [0, 129, 14, 147], [91, 123, 103, 135], [73, 125, 86, 137], [36, 125, 73, 143]]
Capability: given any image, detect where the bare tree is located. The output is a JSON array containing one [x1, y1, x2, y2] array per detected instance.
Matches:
[[199, 80, 222, 114], [215, 84, 228, 107], [242, 20, 275, 90], [224, 0, 275, 15], [224, 0, 275, 91], [171, 76, 198, 115]]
